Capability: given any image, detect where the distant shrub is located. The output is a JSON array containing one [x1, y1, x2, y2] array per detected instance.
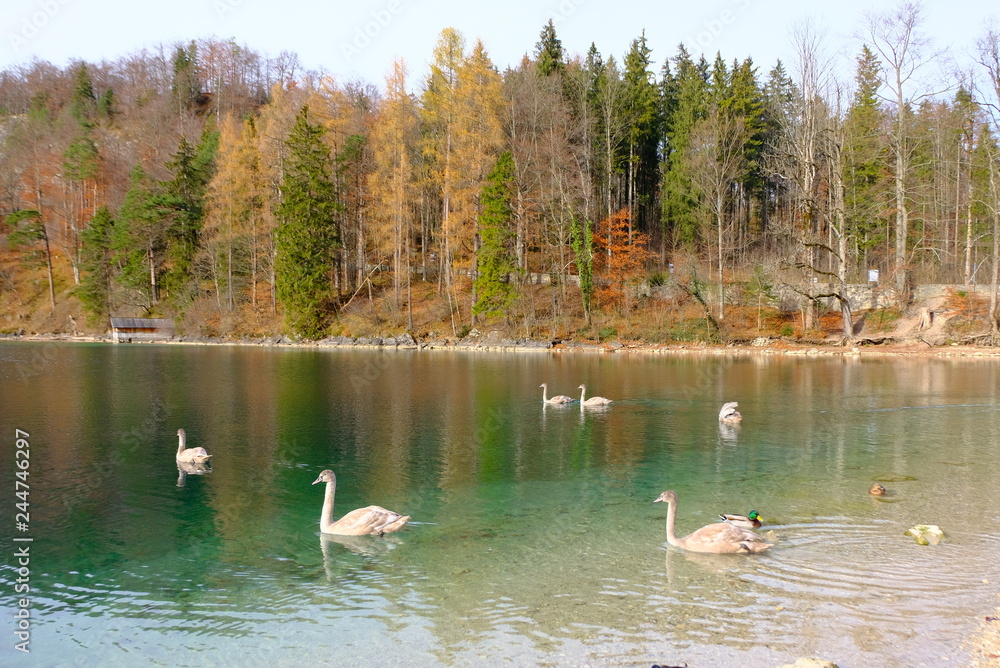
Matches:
[[867, 308, 901, 332]]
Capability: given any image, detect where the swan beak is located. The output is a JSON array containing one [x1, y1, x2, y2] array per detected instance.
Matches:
[[311, 477, 323, 485]]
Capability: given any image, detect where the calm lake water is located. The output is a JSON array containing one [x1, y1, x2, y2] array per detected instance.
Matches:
[[1, 342, 999, 667]]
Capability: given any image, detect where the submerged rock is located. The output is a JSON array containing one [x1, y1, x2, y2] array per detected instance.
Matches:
[[905, 524, 945, 545]]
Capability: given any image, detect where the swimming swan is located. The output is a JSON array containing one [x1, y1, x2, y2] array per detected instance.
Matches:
[[540, 383, 574, 404], [578, 384, 612, 406], [655, 490, 771, 554], [719, 402, 743, 424], [175, 428, 212, 465], [311, 469, 410, 536]]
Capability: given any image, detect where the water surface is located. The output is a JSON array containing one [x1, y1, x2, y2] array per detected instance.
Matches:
[[1, 343, 998, 667]]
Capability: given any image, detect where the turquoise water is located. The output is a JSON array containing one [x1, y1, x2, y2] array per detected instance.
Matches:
[[1, 343, 999, 667]]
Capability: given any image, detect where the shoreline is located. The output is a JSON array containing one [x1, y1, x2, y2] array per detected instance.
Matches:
[[5, 331, 1000, 359]]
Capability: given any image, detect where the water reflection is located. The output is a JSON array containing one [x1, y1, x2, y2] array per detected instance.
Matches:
[[176, 461, 212, 487], [1, 343, 999, 667]]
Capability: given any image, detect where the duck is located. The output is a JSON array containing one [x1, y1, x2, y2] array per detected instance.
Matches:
[[175, 428, 212, 465], [719, 510, 763, 529], [578, 384, 612, 406], [719, 401, 743, 424], [540, 383, 574, 404], [869, 482, 886, 496], [654, 490, 771, 554], [312, 469, 410, 536]]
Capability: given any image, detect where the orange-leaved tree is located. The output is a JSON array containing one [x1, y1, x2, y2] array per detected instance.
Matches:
[[592, 208, 651, 312]]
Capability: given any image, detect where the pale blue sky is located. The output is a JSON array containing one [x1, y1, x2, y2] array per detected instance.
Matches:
[[1, 0, 994, 91]]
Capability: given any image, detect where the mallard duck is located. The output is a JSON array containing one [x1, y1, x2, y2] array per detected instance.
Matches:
[[869, 482, 886, 496], [578, 384, 612, 406], [719, 510, 763, 529], [540, 383, 574, 404], [175, 428, 212, 465], [312, 469, 410, 536], [655, 490, 771, 554], [719, 401, 743, 424]]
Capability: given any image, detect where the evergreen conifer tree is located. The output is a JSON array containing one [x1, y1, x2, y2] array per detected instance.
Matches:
[[473, 151, 517, 318], [275, 105, 341, 338], [78, 206, 115, 320], [534, 19, 565, 77]]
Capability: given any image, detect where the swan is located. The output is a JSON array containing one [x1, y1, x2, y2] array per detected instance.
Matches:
[[175, 428, 212, 465], [719, 510, 762, 529], [719, 401, 743, 424], [540, 383, 574, 404], [654, 490, 771, 554], [578, 384, 612, 406], [311, 469, 410, 536]]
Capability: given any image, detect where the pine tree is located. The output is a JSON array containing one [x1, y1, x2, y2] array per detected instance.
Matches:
[[69, 62, 97, 126], [662, 45, 709, 244], [534, 19, 565, 77], [473, 151, 517, 318], [77, 206, 115, 320], [844, 45, 887, 264], [275, 105, 340, 338], [114, 165, 168, 306], [162, 128, 218, 302], [454, 39, 505, 323], [622, 32, 662, 234], [171, 42, 202, 114], [760, 59, 797, 234]]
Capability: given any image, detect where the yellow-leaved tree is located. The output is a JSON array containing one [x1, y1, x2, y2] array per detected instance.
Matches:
[[202, 113, 265, 316], [368, 58, 420, 327]]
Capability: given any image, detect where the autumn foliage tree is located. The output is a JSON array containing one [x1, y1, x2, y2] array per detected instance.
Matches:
[[592, 208, 651, 312]]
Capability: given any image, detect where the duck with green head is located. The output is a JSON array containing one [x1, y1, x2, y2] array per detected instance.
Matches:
[[719, 510, 763, 529]]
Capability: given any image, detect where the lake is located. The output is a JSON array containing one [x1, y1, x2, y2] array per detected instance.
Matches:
[[1, 342, 998, 667]]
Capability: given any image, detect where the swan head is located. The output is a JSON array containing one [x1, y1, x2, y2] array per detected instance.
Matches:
[[578, 384, 586, 390], [177, 428, 186, 438], [653, 490, 677, 504], [313, 469, 336, 485]]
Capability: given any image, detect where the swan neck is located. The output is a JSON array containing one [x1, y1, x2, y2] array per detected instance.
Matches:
[[541, 385, 547, 402], [320, 478, 337, 532], [177, 432, 185, 455], [664, 498, 681, 547], [579, 386, 586, 402]]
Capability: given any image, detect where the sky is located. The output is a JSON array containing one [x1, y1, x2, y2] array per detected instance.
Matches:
[[1, 0, 996, 91]]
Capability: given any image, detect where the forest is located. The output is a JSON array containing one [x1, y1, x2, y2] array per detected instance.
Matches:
[[3, 4, 1000, 344]]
